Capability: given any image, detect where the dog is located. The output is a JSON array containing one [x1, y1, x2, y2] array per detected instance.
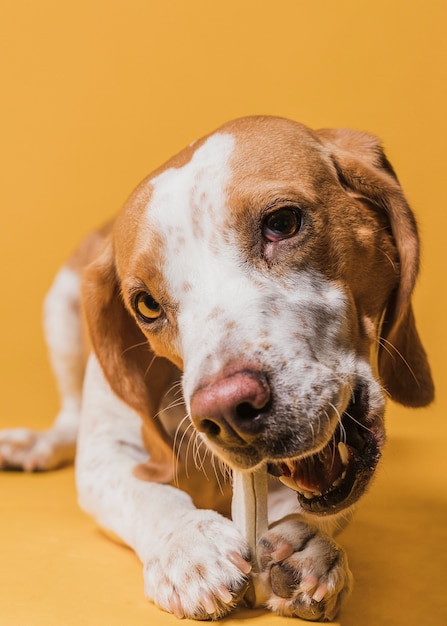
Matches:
[[0, 116, 434, 621]]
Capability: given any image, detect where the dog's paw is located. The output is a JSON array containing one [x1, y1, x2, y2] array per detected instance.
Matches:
[[256, 516, 352, 621], [0, 427, 75, 471], [143, 509, 251, 620]]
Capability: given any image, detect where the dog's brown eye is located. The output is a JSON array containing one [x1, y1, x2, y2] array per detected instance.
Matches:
[[134, 292, 162, 323], [262, 207, 301, 242]]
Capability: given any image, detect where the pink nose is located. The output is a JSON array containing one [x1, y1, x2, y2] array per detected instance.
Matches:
[[190, 370, 271, 445]]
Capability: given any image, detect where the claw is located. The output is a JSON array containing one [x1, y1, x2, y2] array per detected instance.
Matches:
[[169, 591, 185, 619], [201, 593, 216, 615], [228, 550, 252, 574], [299, 574, 319, 595], [271, 542, 294, 563], [216, 584, 233, 604], [312, 582, 328, 602]]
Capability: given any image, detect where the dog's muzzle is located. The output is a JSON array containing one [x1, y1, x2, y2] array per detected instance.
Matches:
[[191, 372, 385, 516]]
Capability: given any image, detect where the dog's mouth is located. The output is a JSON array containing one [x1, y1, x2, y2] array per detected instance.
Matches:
[[268, 384, 385, 515]]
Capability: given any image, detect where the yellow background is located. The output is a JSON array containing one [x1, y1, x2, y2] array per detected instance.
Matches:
[[1, 1, 445, 624]]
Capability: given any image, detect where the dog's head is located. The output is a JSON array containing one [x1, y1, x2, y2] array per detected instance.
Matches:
[[83, 116, 433, 516]]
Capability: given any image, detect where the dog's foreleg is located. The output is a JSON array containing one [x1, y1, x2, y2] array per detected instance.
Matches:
[[0, 267, 83, 470], [76, 354, 251, 620]]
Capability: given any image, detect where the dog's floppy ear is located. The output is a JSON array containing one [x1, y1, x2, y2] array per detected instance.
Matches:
[[82, 239, 177, 482], [317, 128, 434, 407]]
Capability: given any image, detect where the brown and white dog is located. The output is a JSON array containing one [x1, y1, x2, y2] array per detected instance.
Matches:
[[0, 116, 434, 621]]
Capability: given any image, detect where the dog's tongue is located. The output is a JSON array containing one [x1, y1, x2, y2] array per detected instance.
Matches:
[[280, 442, 351, 495]]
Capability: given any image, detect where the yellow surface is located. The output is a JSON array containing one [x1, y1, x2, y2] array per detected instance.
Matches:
[[1, 413, 445, 625], [0, 1, 446, 624]]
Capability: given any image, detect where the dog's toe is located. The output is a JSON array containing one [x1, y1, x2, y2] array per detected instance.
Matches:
[[256, 516, 352, 621], [142, 509, 250, 620]]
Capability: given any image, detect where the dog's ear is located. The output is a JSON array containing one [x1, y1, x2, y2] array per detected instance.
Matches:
[[82, 239, 177, 482], [317, 128, 434, 407]]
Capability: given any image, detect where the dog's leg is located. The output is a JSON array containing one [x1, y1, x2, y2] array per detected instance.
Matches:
[[0, 267, 83, 470], [76, 354, 251, 620], [255, 512, 352, 621]]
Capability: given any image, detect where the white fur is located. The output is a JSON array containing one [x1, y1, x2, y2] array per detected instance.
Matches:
[[0, 129, 379, 619], [146, 132, 237, 363], [0, 267, 82, 470]]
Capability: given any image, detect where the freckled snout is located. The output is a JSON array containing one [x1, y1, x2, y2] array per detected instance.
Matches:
[[190, 371, 271, 446]]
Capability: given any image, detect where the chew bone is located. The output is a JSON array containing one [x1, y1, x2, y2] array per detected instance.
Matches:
[[231, 465, 268, 606]]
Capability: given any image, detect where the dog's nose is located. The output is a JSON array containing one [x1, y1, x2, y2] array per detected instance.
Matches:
[[190, 371, 271, 445]]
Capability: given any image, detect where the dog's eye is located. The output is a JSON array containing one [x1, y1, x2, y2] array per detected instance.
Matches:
[[262, 207, 301, 242], [133, 292, 162, 323]]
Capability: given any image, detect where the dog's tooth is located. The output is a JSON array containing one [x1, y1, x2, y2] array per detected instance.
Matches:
[[341, 470, 347, 480], [279, 475, 300, 491], [332, 477, 343, 488], [338, 442, 350, 466], [302, 491, 314, 500], [286, 460, 296, 474]]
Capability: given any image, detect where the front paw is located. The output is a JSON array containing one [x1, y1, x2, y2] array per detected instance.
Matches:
[[256, 516, 352, 621], [0, 427, 75, 471], [143, 509, 251, 620]]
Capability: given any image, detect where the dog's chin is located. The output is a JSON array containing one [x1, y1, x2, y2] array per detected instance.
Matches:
[[226, 384, 386, 517]]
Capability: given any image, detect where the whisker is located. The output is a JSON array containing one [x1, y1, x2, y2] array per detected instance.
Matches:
[[153, 398, 186, 422], [172, 413, 192, 456], [331, 430, 337, 470], [343, 410, 375, 434], [210, 454, 225, 495], [377, 337, 419, 385], [192, 435, 210, 478], [167, 380, 184, 396], [185, 422, 203, 479], [152, 379, 185, 421], [143, 354, 158, 381], [336, 406, 347, 444], [325, 407, 337, 470], [191, 430, 203, 466], [173, 415, 193, 485], [308, 420, 315, 447], [328, 401, 342, 424], [165, 378, 184, 400], [373, 245, 397, 273], [219, 459, 231, 482], [121, 340, 149, 355]]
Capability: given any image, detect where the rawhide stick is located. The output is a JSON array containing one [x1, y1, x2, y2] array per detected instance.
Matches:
[[231, 466, 268, 606]]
